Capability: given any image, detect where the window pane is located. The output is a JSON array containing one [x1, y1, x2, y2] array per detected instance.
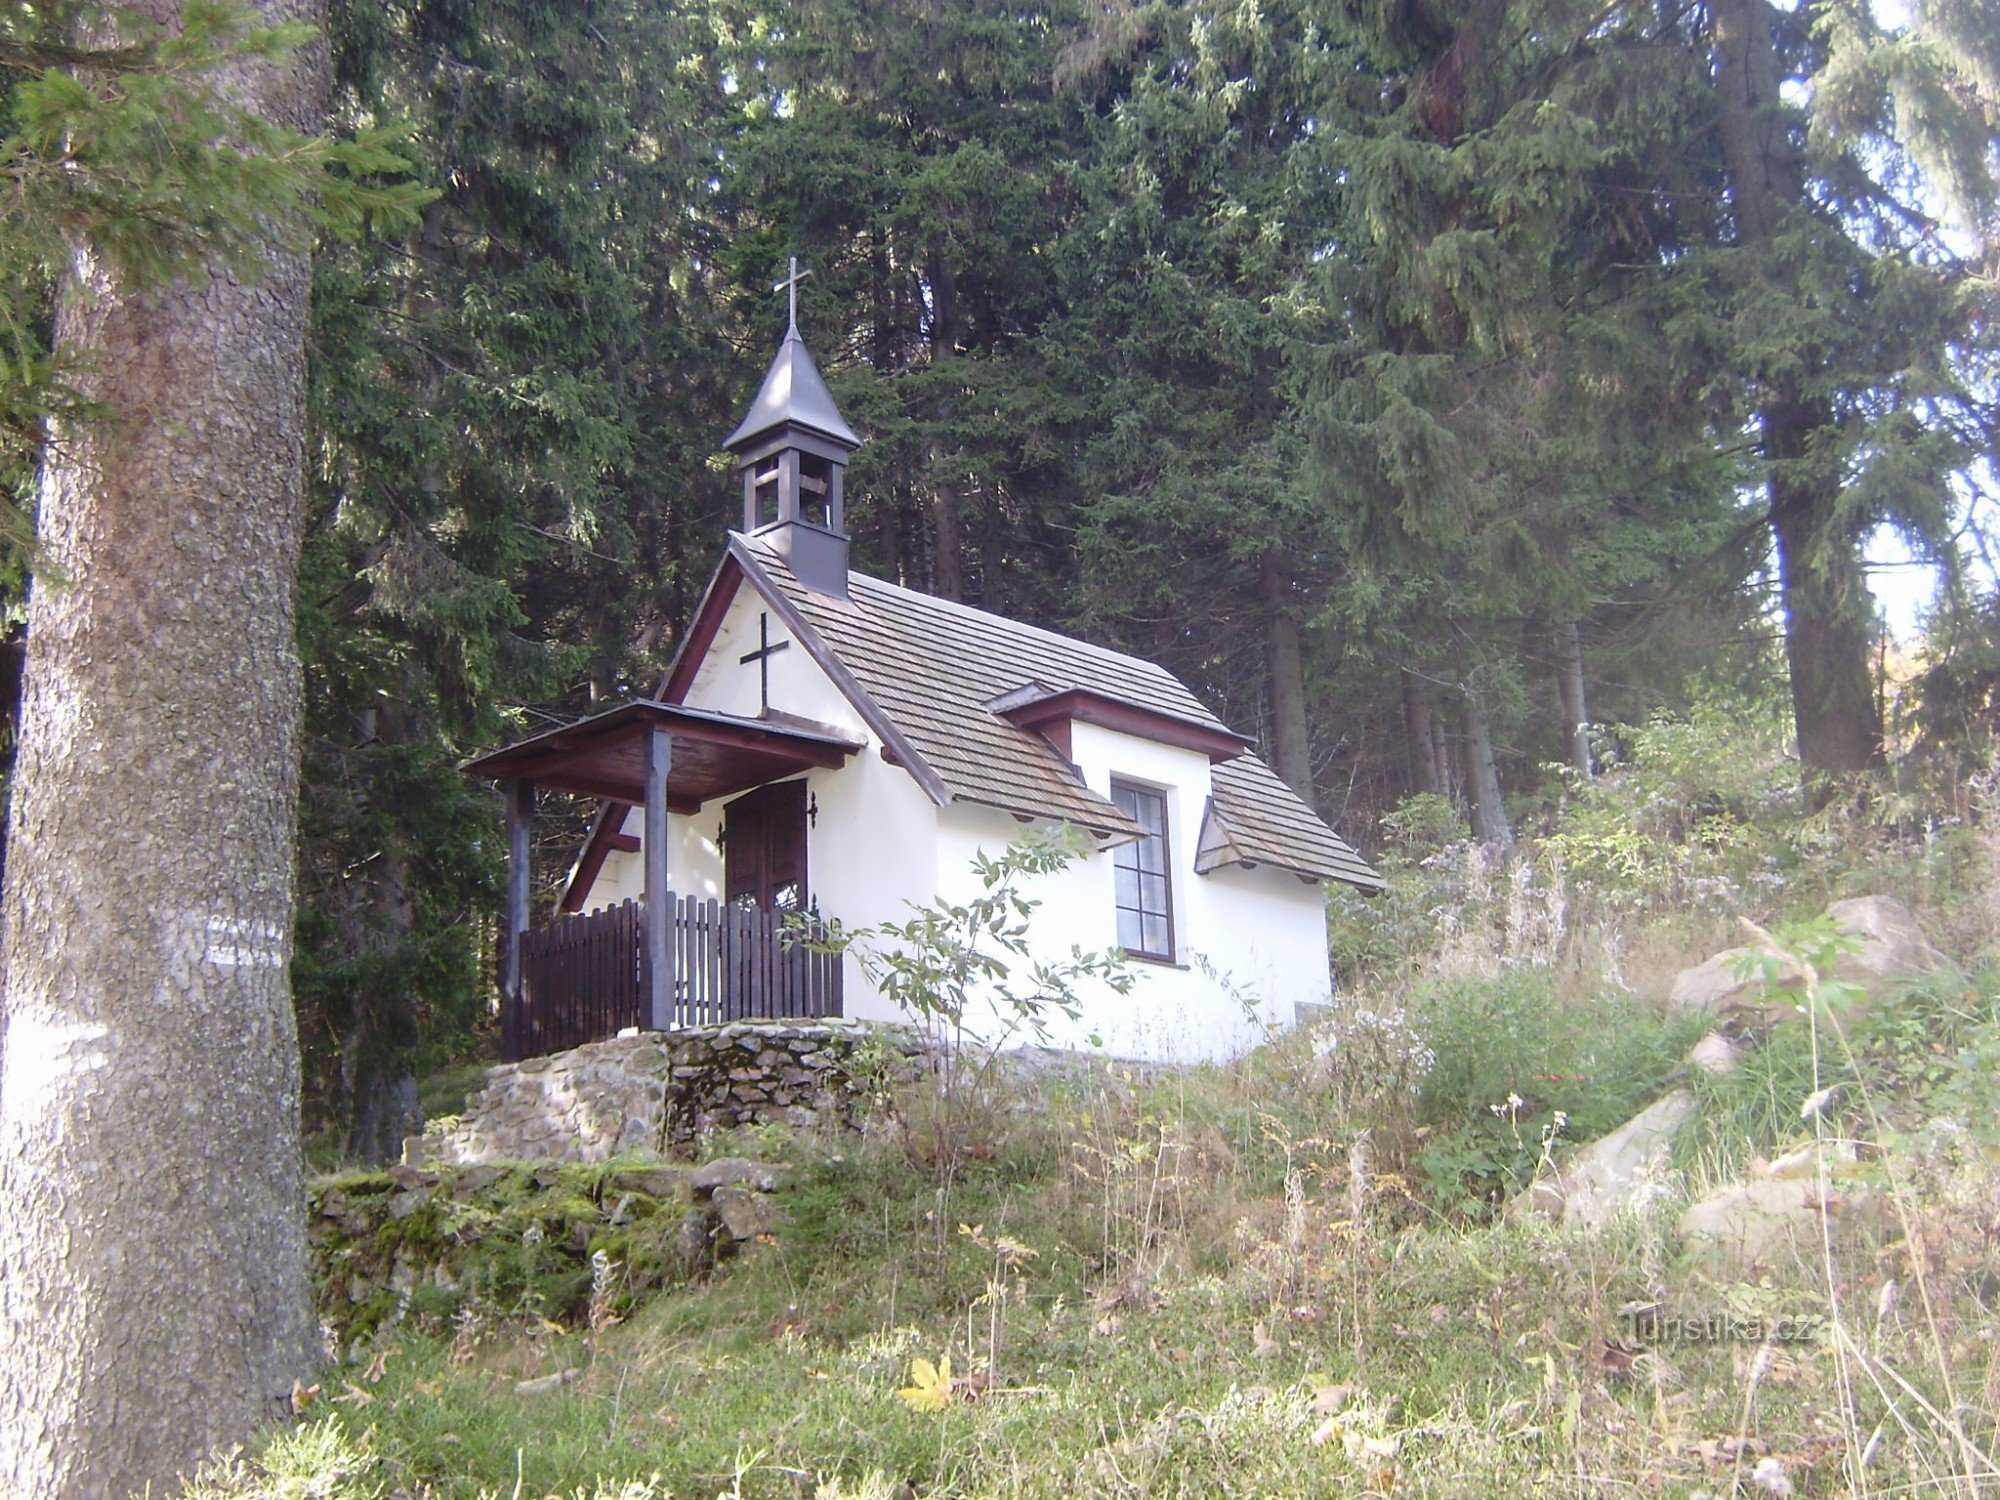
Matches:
[[1136, 792, 1163, 833], [1110, 780, 1173, 958], [1117, 906, 1144, 951]]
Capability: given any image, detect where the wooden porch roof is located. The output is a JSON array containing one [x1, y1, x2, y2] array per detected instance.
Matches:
[[461, 700, 863, 811]]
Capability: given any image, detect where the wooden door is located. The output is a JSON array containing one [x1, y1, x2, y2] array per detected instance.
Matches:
[[724, 779, 808, 910]]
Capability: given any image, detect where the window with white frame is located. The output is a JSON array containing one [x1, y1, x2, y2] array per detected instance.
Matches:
[[1110, 780, 1173, 961]]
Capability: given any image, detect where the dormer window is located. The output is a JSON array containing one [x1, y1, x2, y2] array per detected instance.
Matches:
[[1111, 779, 1174, 962]]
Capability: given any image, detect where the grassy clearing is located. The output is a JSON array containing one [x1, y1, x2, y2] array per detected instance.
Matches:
[[193, 1015, 1999, 1499]]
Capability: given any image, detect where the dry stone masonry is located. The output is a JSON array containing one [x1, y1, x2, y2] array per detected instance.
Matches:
[[428, 1020, 926, 1165], [309, 1157, 799, 1359]]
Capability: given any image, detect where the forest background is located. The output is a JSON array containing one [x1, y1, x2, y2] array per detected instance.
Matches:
[[2, 0, 1995, 1162]]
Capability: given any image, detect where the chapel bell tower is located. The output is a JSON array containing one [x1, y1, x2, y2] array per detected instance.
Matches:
[[722, 259, 859, 599]]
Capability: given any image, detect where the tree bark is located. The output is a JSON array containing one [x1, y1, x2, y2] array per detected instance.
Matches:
[[930, 467, 966, 602], [1402, 670, 1441, 797], [925, 250, 966, 602], [1261, 549, 1314, 801], [1766, 399, 1883, 778], [0, 5, 325, 1494], [1553, 621, 1592, 779], [1709, 0, 1883, 780], [1461, 690, 1513, 849], [339, 841, 422, 1165]]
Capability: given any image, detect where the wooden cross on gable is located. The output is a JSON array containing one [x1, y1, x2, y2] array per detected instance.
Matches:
[[739, 612, 789, 714]]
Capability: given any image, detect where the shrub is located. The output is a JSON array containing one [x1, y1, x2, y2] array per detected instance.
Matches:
[[1409, 968, 1701, 1212]]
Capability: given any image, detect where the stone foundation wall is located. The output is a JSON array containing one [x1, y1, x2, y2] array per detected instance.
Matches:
[[430, 1020, 924, 1164]]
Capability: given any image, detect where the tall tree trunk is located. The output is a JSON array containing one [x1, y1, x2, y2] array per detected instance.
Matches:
[[1430, 705, 1453, 803], [340, 705, 423, 1167], [930, 465, 966, 602], [1553, 621, 1592, 779], [1710, 0, 1883, 780], [1402, 670, 1441, 797], [925, 251, 966, 601], [1261, 549, 1314, 800], [1461, 690, 1513, 849], [0, 6, 324, 1494], [1766, 399, 1882, 777]]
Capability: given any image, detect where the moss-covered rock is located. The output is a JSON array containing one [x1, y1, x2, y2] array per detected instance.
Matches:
[[307, 1159, 785, 1357]]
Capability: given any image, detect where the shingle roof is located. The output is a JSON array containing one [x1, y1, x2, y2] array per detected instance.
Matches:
[[1205, 756, 1384, 889], [731, 533, 1382, 891]]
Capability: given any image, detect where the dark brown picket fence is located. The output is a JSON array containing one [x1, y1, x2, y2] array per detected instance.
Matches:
[[508, 894, 841, 1060]]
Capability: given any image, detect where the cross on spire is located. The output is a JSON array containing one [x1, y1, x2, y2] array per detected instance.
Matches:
[[773, 256, 813, 332]]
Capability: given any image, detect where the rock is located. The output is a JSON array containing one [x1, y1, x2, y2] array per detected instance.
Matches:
[[1668, 896, 1942, 1026], [449, 1165, 506, 1194], [1680, 1175, 1880, 1272], [1689, 1033, 1738, 1075], [1513, 1090, 1694, 1230], [514, 1369, 581, 1397], [1823, 896, 1944, 1004], [1668, 948, 1804, 1018], [712, 1186, 783, 1241], [385, 1188, 432, 1221], [613, 1166, 692, 1202], [691, 1157, 783, 1193], [1762, 1139, 1857, 1179], [673, 1208, 713, 1274]]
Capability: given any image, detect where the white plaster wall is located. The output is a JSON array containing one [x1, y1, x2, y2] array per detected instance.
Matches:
[[926, 722, 1331, 1064], [578, 570, 1331, 1062], [589, 572, 939, 1016], [680, 585, 867, 737], [586, 806, 722, 911]]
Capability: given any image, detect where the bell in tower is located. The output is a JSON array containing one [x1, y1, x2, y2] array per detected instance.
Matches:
[[722, 259, 860, 599]]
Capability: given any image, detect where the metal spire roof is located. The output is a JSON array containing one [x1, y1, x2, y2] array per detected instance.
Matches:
[[723, 326, 860, 452]]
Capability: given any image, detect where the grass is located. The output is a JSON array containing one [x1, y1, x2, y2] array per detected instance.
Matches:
[[188, 1029, 2000, 1499], [194, 731, 2000, 1498]]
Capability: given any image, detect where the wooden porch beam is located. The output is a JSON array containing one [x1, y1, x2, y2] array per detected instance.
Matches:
[[643, 725, 674, 1031]]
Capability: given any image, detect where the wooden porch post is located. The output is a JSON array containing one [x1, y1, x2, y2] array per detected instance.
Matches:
[[502, 778, 533, 1061], [643, 724, 675, 1030]]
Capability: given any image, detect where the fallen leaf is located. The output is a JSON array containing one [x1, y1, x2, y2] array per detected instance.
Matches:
[[1342, 1427, 1399, 1461], [1250, 1321, 1282, 1359], [897, 1356, 953, 1414], [514, 1369, 580, 1397], [1314, 1383, 1361, 1417], [1690, 1435, 1765, 1463], [289, 1380, 321, 1415]]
